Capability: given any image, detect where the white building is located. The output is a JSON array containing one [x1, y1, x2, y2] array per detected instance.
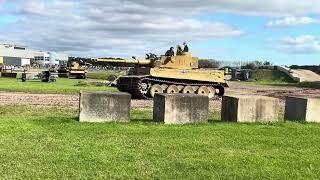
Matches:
[[0, 43, 68, 66]]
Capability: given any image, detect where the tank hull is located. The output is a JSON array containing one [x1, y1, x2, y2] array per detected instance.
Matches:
[[68, 70, 87, 79], [116, 74, 227, 99]]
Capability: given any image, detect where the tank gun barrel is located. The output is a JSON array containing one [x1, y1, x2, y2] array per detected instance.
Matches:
[[96, 58, 151, 65]]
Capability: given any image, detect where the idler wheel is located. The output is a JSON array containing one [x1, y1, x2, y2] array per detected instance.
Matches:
[[150, 84, 163, 97], [197, 86, 209, 96], [207, 87, 216, 98], [166, 85, 179, 94], [183, 86, 195, 94]]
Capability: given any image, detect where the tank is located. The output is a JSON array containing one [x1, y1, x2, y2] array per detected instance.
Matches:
[[97, 50, 228, 99], [67, 61, 88, 79]]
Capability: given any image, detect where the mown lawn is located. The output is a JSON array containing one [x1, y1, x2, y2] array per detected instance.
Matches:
[[0, 105, 320, 179], [0, 77, 117, 94]]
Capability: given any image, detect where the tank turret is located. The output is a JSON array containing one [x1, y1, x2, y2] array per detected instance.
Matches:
[[97, 46, 227, 99]]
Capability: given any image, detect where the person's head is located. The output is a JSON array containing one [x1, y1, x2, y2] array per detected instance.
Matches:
[[183, 42, 187, 46]]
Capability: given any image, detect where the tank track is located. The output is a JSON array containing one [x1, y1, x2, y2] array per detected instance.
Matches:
[[126, 76, 225, 99]]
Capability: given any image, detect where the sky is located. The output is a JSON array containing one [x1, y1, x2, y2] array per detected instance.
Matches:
[[0, 0, 319, 65]]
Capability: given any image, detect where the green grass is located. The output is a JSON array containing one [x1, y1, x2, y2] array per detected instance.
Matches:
[[1, 105, 320, 179], [251, 69, 296, 84], [87, 71, 126, 80], [0, 77, 117, 94]]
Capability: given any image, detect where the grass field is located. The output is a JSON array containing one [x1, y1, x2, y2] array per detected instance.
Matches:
[[87, 71, 126, 80], [0, 77, 117, 94], [1, 105, 320, 179]]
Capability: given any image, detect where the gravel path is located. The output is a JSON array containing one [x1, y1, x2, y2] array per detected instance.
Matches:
[[0, 92, 222, 111], [226, 82, 320, 99], [0, 82, 319, 112]]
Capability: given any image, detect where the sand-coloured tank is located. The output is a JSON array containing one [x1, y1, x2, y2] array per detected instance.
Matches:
[[97, 50, 228, 99], [67, 61, 88, 79]]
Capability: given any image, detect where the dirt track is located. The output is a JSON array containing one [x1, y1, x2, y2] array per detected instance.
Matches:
[[291, 69, 320, 82], [0, 82, 319, 111]]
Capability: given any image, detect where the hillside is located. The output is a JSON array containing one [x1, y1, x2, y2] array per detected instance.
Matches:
[[251, 69, 296, 83], [248, 69, 320, 88]]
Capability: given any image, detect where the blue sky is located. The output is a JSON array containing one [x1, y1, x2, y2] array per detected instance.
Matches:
[[191, 13, 320, 65], [0, 1, 319, 65]]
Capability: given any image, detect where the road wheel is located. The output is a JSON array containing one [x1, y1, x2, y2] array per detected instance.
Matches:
[[166, 85, 179, 94], [177, 85, 184, 92], [150, 84, 163, 97], [197, 86, 209, 96], [183, 86, 195, 94], [207, 87, 216, 98], [192, 86, 199, 91], [161, 84, 168, 91]]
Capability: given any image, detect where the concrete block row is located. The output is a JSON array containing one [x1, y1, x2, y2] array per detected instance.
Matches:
[[79, 91, 320, 124], [79, 91, 209, 124], [221, 95, 320, 123]]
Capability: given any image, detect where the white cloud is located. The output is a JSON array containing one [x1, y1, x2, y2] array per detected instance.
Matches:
[[2, 0, 320, 57], [0, 0, 243, 57], [127, 0, 320, 16], [266, 16, 320, 28], [277, 35, 320, 54]]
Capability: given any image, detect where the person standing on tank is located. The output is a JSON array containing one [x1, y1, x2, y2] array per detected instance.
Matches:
[[183, 42, 189, 52], [176, 45, 183, 55], [165, 47, 175, 56]]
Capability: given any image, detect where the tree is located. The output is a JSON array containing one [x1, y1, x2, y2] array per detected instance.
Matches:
[[263, 61, 272, 66]]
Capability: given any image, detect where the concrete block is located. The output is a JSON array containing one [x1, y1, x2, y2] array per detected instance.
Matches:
[[153, 94, 209, 124], [285, 97, 320, 122], [221, 95, 279, 123], [79, 91, 131, 123]]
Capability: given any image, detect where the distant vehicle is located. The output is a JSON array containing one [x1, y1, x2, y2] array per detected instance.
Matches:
[[67, 61, 88, 79], [21, 69, 58, 83], [97, 47, 228, 99]]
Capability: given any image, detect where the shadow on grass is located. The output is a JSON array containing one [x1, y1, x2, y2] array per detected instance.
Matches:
[[131, 118, 154, 123]]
